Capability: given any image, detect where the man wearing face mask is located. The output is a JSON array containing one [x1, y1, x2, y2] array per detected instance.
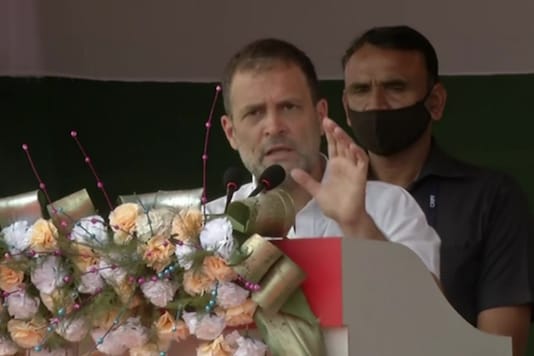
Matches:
[[342, 25, 533, 356]]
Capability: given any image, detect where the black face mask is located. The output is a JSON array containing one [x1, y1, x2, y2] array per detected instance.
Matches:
[[347, 98, 431, 156]]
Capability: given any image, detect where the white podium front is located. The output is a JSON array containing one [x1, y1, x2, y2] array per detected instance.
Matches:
[[339, 237, 511, 356]]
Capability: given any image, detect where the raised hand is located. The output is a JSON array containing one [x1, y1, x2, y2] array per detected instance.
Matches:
[[291, 118, 383, 239]]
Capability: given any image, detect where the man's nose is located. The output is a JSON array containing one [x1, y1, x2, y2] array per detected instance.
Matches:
[[365, 88, 390, 110], [264, 112, 288, 136]]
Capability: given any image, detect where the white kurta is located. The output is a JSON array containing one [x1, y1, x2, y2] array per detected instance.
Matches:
[[207, 180, 440, 278]]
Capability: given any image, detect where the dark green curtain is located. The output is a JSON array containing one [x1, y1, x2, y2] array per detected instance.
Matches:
[[2, 75, 534, 211]]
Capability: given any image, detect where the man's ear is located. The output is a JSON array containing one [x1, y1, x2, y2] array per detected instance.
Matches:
[[316, 98, 328, 134], [427, 82, 447, 122], [221, 115, 238, 150]]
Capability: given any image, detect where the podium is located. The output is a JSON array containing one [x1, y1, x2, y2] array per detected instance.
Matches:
[[273, 237, 511, 356], [78, 237, 511, 355]]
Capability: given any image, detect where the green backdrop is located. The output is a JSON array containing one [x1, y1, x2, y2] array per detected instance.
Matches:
[[2, 75, 534, 209], [2, 74, 534, 352]]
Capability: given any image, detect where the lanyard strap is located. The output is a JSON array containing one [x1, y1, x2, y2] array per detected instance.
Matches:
[[426, 180, 439, 228]]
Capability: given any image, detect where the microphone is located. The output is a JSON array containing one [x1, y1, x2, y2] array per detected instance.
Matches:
[[223, 166, 245, 213], [248, 164, 286, 197]]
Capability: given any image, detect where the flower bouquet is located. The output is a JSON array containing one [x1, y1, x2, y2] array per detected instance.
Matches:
[[0, 185, 324, 356], [0, 86, 324, 355]]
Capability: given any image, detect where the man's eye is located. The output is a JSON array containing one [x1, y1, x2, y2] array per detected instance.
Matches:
[[283, 103, 297, 111], [386, 83, 406, 91], [349, 86, 369, 95], [245, 109, 262, 118]]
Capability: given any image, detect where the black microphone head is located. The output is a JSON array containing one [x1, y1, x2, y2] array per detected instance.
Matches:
[[259, 164, 286, 191], [223, 166, 245, 191]]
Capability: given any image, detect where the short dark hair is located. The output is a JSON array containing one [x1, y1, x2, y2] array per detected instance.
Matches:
[[342, 25, 439, 84], [221, 38, 320, 114]]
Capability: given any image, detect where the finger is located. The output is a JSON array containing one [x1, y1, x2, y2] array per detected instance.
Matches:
[[322, 117, 338, 132], [342, 142, 353, 161], [350, 144, 369, 174], [332, 125, 356, 148], [290, 168, 321, 197], [350, 143, 368, 165], [324, 118, 349, 158], [325, 123, 337, 158], [329, 127, 353, 161]]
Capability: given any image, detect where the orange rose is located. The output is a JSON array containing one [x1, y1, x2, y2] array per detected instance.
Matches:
[[71, 244, 99, 272], [223, 299, 257, 327], [129, 343, 160, 356], [183, 270, 215, 296], [143, 236, 176, 272], [7, 318, 47, 348], [40, 289, 75, 313], [172, 319, 190, 342], [154, 312, 190, 350], [109, 203, 140, 244], [92, 308, 124, 330], [154, 311, 190, 342], [203, 256, 237, 283], [154, 310, 175, 336], [29, 218, 58, 252], [0, 264, 24, 292], [171, 208, 203, 242], [196, 335, 234, 356], [113, 281, 140, 307]]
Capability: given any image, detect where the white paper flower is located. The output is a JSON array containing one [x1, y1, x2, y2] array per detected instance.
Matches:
[[56, 316, 90, 342], [98, 259, 127, 285], [1, 220, 31, 254], [216, 282, 249, 309], [184, 312, 226, 341], [7, 290, 40, 319], [199, 217, 235, 260], [140, 279, 178, 308], [0, 335, 18, 355], [223, 330, 241, 344], [30, 256, 66, 294], [91, 328, 128, 356], [234, 336, 268, 356], [113, 317, 149, 349], [175, 243, 196, 270], [70, 215, 109, 246], [91, 318, 148, 355], [78, 265, 105, 294], [182, 311, 199, 334], [136, 208, 175, 242]]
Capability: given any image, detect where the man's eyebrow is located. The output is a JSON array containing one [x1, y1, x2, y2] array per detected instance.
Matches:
[[381, 79, 408, 86], [237, 103, 265, 116], [346, 81, 370, 91]]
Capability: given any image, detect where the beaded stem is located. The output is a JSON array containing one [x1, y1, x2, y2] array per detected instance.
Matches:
[[21, 144, 72, 229], [21, 144, 55, 211], [70, 131, 114, 211], [201, 85, 222, 215]]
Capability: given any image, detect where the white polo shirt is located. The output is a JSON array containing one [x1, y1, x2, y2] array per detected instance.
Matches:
[[207, 180, 440, 277]]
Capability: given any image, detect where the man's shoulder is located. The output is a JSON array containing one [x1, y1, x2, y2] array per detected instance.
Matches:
[[430, 144, 518, 183], [435, 151, 526, 195]]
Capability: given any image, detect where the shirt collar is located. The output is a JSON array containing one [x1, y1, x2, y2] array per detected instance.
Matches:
[[416, 139, 471, 181]]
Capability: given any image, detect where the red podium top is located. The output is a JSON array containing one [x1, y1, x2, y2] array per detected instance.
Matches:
[[273, 237, 343, 327]]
